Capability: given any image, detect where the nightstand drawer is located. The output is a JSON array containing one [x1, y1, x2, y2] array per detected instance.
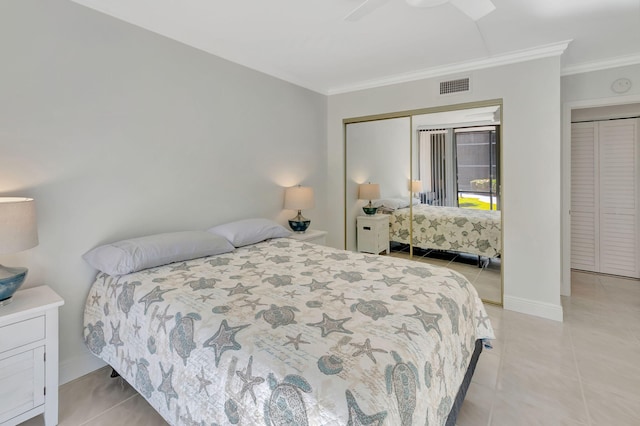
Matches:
[[0, 316, 45, 354]]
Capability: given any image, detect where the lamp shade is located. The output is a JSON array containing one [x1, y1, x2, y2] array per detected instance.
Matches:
[[284, 186, 315, 210], [358, 183, 380, 200], [0, 198, 38, 255], [411, 180, 423, 193]]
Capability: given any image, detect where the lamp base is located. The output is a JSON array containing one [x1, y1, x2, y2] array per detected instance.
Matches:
[[362, 206, 378, 215], [0, 264, 28, 307], [288, 210, 310, 233]]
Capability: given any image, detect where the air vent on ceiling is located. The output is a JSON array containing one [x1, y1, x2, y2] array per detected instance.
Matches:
[[439, 77, 470, 95]]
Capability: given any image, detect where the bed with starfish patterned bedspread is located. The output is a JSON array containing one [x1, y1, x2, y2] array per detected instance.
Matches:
[[83, 237, 494, 425], [389, 204, 502, 258]]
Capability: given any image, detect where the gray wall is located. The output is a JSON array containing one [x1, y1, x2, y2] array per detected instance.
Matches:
[[0, 0, 327, 383]]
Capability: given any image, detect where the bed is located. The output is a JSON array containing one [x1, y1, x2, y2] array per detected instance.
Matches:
[[389, 204, 502, 258], [83, 236, 494, 425]]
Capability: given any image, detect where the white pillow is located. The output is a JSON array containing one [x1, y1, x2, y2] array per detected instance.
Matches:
[[208, 218, 291, 247], [83, 231, 234, 276], [372, 197, 420, 210]]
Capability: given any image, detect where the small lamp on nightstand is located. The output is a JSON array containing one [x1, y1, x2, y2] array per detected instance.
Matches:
[[0, 197, 38, 306], [411, 180, 423, 199], [359, 183, 380, 215], [284, 185, 315, 233]]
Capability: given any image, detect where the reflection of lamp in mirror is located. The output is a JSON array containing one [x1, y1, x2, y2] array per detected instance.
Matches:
[[284, 185, 315, 233], [359, 183, 380, 215], [0, 198, 38, 306], [411, 180, 423, 200]]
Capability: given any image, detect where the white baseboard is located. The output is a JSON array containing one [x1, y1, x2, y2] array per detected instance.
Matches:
[[503, 295, 564, 322], [59, 353, 106, 385]]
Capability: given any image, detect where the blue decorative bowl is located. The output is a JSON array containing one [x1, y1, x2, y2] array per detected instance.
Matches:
[[362, 206, 378, 215], [289, 219, 310, 233], [0, 265, 28, 306]]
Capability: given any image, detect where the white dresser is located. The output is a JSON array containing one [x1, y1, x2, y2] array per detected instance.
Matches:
[[0, 286, 64, 426], [357, 215, 390, 254]]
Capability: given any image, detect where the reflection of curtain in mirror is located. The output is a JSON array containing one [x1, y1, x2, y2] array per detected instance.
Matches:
[[418, 129, 449, 206]]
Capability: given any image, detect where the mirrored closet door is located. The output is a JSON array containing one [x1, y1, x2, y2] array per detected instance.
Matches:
[[345, 116, 411, 252], [344, 101, 503, 305]]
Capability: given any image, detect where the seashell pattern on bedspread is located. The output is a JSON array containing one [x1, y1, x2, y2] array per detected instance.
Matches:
[[83, 238, 494, 425]]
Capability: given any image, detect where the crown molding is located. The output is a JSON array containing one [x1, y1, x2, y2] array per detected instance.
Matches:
[[561, 53, 640, 77], [327, 40, 571, 95]]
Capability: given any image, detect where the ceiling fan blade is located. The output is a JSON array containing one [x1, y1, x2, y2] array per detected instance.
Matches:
[[344, 0, 390, 21], [450, 0, 496, 21]]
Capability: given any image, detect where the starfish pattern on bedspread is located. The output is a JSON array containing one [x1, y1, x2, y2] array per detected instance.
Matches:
[[138, 286, 175, 314], [307, 313, 354, 337], [406, 306, 443, 339], [203, 320, 250, 367]]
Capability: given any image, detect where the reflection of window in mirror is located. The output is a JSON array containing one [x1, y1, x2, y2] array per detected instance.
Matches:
[[417, 126, 500, 211], [454, 127, 500, 211]]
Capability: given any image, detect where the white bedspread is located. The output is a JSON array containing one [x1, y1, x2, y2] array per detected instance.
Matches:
[[84, 238, 494, 425]]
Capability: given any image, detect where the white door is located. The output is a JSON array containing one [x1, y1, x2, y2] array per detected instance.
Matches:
[[571, 118, 639, 278], [571, 122, 599, 272], [598, 118, 639, 278]]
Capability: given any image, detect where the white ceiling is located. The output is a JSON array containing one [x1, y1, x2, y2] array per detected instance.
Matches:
[[71, 0, 640, 94]]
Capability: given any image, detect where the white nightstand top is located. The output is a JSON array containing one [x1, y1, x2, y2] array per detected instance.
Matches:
[[0, 286, 64, 323], [287, 229, 328, 242]]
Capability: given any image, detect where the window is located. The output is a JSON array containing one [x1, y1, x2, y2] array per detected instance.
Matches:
[[454, 127, 499, 210]]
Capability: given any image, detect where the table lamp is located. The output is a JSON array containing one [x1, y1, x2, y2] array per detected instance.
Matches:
[[411, 180, 423, 198], [359, 183, 380, 215], [0, 197, 38, 306], [284, 186, 315, 233]]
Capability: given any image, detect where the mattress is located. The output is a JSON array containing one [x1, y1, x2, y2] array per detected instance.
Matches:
[[83, 238, 494, 425], [390, 204, 502, 257]]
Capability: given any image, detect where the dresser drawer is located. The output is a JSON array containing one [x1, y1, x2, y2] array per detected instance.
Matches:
[[0, 316, 45, 354]]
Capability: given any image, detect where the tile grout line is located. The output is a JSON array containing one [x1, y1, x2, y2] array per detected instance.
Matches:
[[567, 299, 593, 426], [486, 320, 506, 426], [78, 390, 140, 425]]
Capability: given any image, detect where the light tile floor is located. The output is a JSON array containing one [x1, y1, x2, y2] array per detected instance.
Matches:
[[20, 271, 639, 426]]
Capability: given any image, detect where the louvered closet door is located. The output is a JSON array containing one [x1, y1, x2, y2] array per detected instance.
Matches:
[[598, 118, 639, 278], [571, 122, 599, 272]]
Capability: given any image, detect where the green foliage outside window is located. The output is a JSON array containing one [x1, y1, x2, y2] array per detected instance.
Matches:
[[458, 194, 497, 211], [469, 178, 497, 192]]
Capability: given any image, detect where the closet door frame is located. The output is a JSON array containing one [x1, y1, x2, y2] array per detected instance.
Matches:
[[563, 94, 640, 296]]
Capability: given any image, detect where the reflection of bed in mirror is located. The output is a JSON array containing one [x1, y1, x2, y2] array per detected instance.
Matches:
[[388, 204, 501, 258], [344, 102, 504, 305]]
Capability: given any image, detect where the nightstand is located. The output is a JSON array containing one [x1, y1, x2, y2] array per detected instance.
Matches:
[[357, 215, 390, 254], [288, 229, 327, 245], [0, 286, 64, 426]]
